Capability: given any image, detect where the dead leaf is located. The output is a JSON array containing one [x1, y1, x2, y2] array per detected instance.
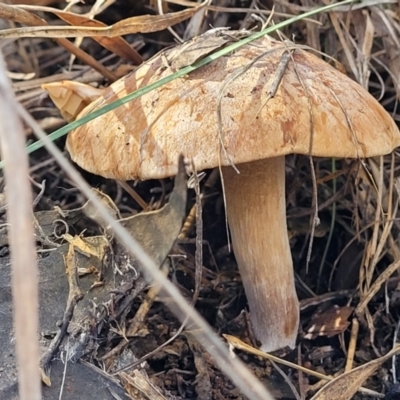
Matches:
[[310, 345, 400, 400], [63, 234, 108, 260], [21, 4, 143, 64], [113, 155, 187, 278], [0, 2, 45, 26], [304, 305, 353, 339], [0, 2, 117, 80], [0, 1, 209, 38], [83, 188, 122, 225], [42, 81, 105, 122], [32, 188, 120, 245]]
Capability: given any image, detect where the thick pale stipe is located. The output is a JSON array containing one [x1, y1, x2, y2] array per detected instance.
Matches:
[[223, 157, 299, 351]]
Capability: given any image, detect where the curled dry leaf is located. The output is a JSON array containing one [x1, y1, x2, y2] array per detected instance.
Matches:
[[113, 155, 188, 280], [0, 2, 45, 26], [0, 1, 210, 38], [20, 4, 143, 64], [310, 345, 400, 400], [0, 2, 117, 80], [42, 81, 105, 121], [304, 304, 353, 340]]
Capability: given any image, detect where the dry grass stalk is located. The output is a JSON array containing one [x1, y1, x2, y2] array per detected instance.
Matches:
[[0, 53, 41, 399]]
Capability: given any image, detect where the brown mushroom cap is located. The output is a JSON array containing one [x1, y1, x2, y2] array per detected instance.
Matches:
[[67, 35, 400, 180]]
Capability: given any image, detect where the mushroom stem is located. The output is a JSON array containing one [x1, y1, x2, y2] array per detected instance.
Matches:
[[223, 156, 299, 352]]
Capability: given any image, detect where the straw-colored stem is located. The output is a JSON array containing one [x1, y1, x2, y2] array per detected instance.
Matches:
[[0, 54, 41, 399], [223, 157, 299, 351]]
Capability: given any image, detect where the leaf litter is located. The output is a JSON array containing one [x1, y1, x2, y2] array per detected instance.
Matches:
[[0, 155, 187, 397]]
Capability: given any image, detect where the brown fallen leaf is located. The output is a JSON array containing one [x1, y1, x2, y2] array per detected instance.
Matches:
[[63, 234, 108, 260], [0, 2, 117, 81], [304, 304, 353, 340], [113, 155, 188, 278], [224, 334, 385, 398], [0, 1, 210, 38], [20, 4, 143, 64], [310, 345, 400, 400], [42, 81, 105, 122]]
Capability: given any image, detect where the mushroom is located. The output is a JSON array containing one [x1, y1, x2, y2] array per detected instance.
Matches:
[[65, 32, 400, 352]]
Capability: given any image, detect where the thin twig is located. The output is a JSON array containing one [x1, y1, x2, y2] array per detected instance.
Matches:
[[40, 244, 83, 374], [117, 180, 148, 210], [271, 360, 301, 400], [191, 161, 203, 305], [58, 337, 70, 400]]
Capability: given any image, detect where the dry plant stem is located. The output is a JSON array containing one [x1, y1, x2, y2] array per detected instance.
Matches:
[[271, 360, 301, 400], [0, 54, 41, 399], [0, 3, 117, 81], [120, 371, 167, 400], [223, 157, 299, 351], [40, 245, 83, 372], [224, 334, 330, 381], [105, 263, 169, 361], [117, 180, 148, 210], [18, 106, 274, 400], [345, 318, 359, 373], [127, 267, 168, 336], [356, 257, 400, 316], [225, 334, 385, 398]]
